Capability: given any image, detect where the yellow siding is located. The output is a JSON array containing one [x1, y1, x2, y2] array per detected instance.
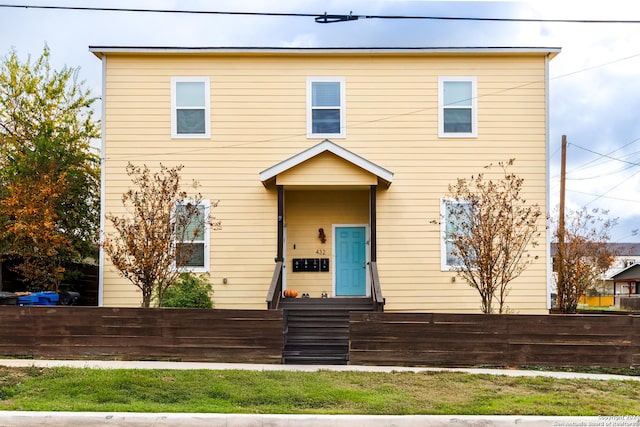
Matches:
[[277, 152, 377, 187], [284, 190, 369, 297], [101, 51, 550, 313]]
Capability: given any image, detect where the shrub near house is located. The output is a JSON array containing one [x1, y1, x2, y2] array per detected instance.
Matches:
[[162, 273, 213, 308]]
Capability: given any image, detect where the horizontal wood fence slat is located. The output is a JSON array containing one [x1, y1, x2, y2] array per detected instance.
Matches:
[[0, 307, 283, 363], [349, 312, 640, 368], [3, 308, 640, 368]]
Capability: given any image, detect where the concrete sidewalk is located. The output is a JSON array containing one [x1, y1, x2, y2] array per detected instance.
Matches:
[[0, 412, 622, 427], [0, 359, 637, 426]]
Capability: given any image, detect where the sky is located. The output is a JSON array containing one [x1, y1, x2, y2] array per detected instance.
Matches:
[[1, 0, 640, 242]]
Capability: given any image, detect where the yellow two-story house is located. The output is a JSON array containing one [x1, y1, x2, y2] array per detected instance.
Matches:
[[92, 46, 559, 314]]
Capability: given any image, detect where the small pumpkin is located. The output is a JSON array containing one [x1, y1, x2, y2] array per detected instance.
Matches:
[[283, 289, 299, 298]]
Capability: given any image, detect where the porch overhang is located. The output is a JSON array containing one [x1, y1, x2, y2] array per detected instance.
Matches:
[[610, 263, 640, 282], [259, 140, 393, 189]]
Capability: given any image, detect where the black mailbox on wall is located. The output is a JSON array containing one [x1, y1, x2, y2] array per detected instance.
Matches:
[[292, 258, 330, 272], [292, 258, 318, 272]]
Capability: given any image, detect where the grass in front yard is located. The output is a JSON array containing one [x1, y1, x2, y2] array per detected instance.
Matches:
[[0, 367, 639, 415], [577, 305, 623, 311]]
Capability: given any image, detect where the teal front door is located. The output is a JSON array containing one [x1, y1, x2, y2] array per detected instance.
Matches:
[[335, 226, 367, 296]]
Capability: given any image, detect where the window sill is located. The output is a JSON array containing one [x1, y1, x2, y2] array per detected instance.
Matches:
[[307, 134, 346, 139], [174, 267, 209, 274], [438, 133, 478, 139], [171, 134, 211, 139]]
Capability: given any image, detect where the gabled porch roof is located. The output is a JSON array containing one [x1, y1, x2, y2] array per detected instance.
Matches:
[[259, 140, 393, 188], [609, 263, 640, 282]]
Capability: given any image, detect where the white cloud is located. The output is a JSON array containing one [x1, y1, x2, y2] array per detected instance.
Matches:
[[1, 0, 639, 240], [519, 0, 640, 240]]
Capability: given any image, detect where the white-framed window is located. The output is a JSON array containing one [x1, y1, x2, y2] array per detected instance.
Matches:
[[307, 77, 346, 138], [438, 76, 477, 138], [171, 76, 210, 138], [440, 198, 472, 271], [174, 200, 210, 272]]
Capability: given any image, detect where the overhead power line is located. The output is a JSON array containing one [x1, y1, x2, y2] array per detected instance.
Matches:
[[569, 143, 640, 168], [2, 4, 640, 24], [582, 166, 640, 206], [569, 189, 640, 204], [104, 52, 640, 160], [567, 137, 640, 176], [0, 4, 316, 18], [10, 1, 639, 172], [562, 143, 640, 207], [320, 13, 640, 25]]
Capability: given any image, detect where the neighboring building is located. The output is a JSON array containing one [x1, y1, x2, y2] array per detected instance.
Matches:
[[92, 46, 559, 313], [550, 242, 640, 307], [610, 263, 640, 294], [605, 243, 640, 305]]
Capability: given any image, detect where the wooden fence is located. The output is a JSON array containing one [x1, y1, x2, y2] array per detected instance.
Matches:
[[349, 312, 640, 368], [0, 307, 283, 363], [2, 308, 640, 368], [621, 296, 640, 311]]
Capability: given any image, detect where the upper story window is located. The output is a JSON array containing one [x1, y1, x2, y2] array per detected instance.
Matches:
[[439, 76, 477, 138], [307, 77, 346, 138], [174, 200, 210, 272], [171, 77, 210, 139]]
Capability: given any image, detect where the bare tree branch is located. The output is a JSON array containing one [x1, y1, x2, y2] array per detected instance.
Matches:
[[445, 159, 542, 313], [103, 163, 219, 307], [552, 207, 617, 313]]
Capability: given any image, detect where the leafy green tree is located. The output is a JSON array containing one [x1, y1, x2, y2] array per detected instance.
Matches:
[[161, 273, 214, 308], [0, 45, 99, 290], [0, 45, 98, 146], [444, 159, 542, 314]]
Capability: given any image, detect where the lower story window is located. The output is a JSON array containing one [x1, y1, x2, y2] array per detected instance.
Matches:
[[175, 200, 210, 272], [441, 198, 472, 271]]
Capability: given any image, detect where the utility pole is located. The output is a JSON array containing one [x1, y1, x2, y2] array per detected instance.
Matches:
[[556, 135, 567, 310]]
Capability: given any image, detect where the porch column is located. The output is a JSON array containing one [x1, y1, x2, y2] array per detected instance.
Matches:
[[277, 185, 284, 262], [370, 185, 377, 262]]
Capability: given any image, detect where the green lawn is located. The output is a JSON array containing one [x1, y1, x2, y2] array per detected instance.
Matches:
[[0, 367, 639, 415]]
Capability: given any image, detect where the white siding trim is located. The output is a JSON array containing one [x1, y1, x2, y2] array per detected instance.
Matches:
[[90, 46, 562, 57], [440, 198, 452, 272], [545, 54, 552, 309], [98, 55, 107, 307]]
